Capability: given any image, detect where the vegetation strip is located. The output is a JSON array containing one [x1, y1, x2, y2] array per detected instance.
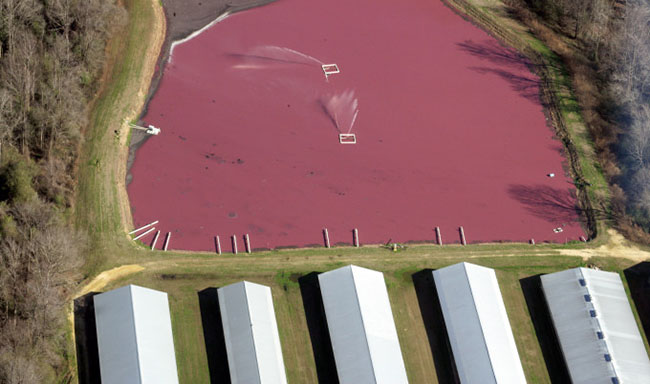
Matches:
[[74, 0, 165, 273]]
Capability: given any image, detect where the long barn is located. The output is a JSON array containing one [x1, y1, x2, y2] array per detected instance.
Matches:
[[93, 285, 179, 384], [218, 281, 288, 384], [541, 267, 650, 384], [318, 265, 408, 384], [432, 262, 527, 383]]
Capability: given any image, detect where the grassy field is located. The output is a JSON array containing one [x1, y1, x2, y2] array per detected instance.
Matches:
[[92, 249, 645, 384], [68, 0, 650, 383]]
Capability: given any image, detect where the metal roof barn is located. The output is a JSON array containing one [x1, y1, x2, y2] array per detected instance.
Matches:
[[541, 267, 650, 384], [93, 285, 179, 384], [318, 265, 408, 384], [217, 281, 288, 384], [432, 262, 527, 383]]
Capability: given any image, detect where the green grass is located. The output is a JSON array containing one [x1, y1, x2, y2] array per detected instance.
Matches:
[[521, 23, 610, 239], [537, 48, 609, 199], [97, 251, 647, 384], [74, 0, 160, 275], [125, 126, 133, 147]]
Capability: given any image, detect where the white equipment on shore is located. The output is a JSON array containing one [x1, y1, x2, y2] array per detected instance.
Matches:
[[130, 123, 161, 135]]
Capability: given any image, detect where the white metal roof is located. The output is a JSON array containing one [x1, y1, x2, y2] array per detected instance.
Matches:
[[93, 285, 179, 384], [541, 267, 650, 384], [218, 281, 288, 384], [318, 265, 409, 384], [432, 262, 527, 384]]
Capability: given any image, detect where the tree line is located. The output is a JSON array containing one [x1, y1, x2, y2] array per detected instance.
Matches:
[[522, 0, 650, 237], [0, 0, 124, 382], [612, 1, 650, 232]]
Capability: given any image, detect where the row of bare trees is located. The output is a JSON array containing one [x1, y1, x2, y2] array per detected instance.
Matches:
[[522, 0, 650, 234], [0, 0, 124, 382], [523, 0, 622, 63], [0, 200, 84, 383], [613, 1, 650, 229], [1, 0, 125, 169]]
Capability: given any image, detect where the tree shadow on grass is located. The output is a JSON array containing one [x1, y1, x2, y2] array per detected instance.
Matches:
[[298, 272, 339, 384], [519, 275, 571, 384], [508, 184, 582, 224], [411, 270, 459, 384], [198, 288, 231, 384], [73, 293, 101, 384], [624, 262, 650, 339]]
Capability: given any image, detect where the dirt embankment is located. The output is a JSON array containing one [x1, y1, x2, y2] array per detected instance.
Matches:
[[560, 229, 650, 263], [115, 0, 167, 233]]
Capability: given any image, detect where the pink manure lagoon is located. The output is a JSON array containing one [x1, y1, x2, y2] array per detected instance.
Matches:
[[127, 0, 585, 251]]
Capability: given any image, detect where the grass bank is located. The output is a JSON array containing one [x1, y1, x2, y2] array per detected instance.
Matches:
[[74, 0, 165, 275]]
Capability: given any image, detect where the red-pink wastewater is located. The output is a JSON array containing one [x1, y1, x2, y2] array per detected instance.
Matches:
[[128, 0, 585, 251]]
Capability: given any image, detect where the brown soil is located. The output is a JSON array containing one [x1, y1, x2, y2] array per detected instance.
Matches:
[[560, 229, 650, 262], [68, 264, 144, 373], [76, 264, 146, 297]]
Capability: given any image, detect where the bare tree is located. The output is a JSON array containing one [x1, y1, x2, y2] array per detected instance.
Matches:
[[609, 0, 650, 226], [0, 0, 122, 381], [612, 1, 650, 103], [0, 201, 84, 380], [622, 106, 650, 170], [0, 349, 40, 384]]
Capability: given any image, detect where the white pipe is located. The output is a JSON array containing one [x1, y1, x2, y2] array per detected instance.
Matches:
[[129, 220, 159, 235], [245, 234, 251, 253], [459, 226, 467, 245], [151, 231, 160, 250], [163, 232, 171, 251], [323, 228, 330, 248], [133, 227, 156, 241]]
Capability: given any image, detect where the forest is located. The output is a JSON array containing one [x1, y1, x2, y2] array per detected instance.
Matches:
[[522, 0, 650, 237], [0, 0, 124, 382]]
